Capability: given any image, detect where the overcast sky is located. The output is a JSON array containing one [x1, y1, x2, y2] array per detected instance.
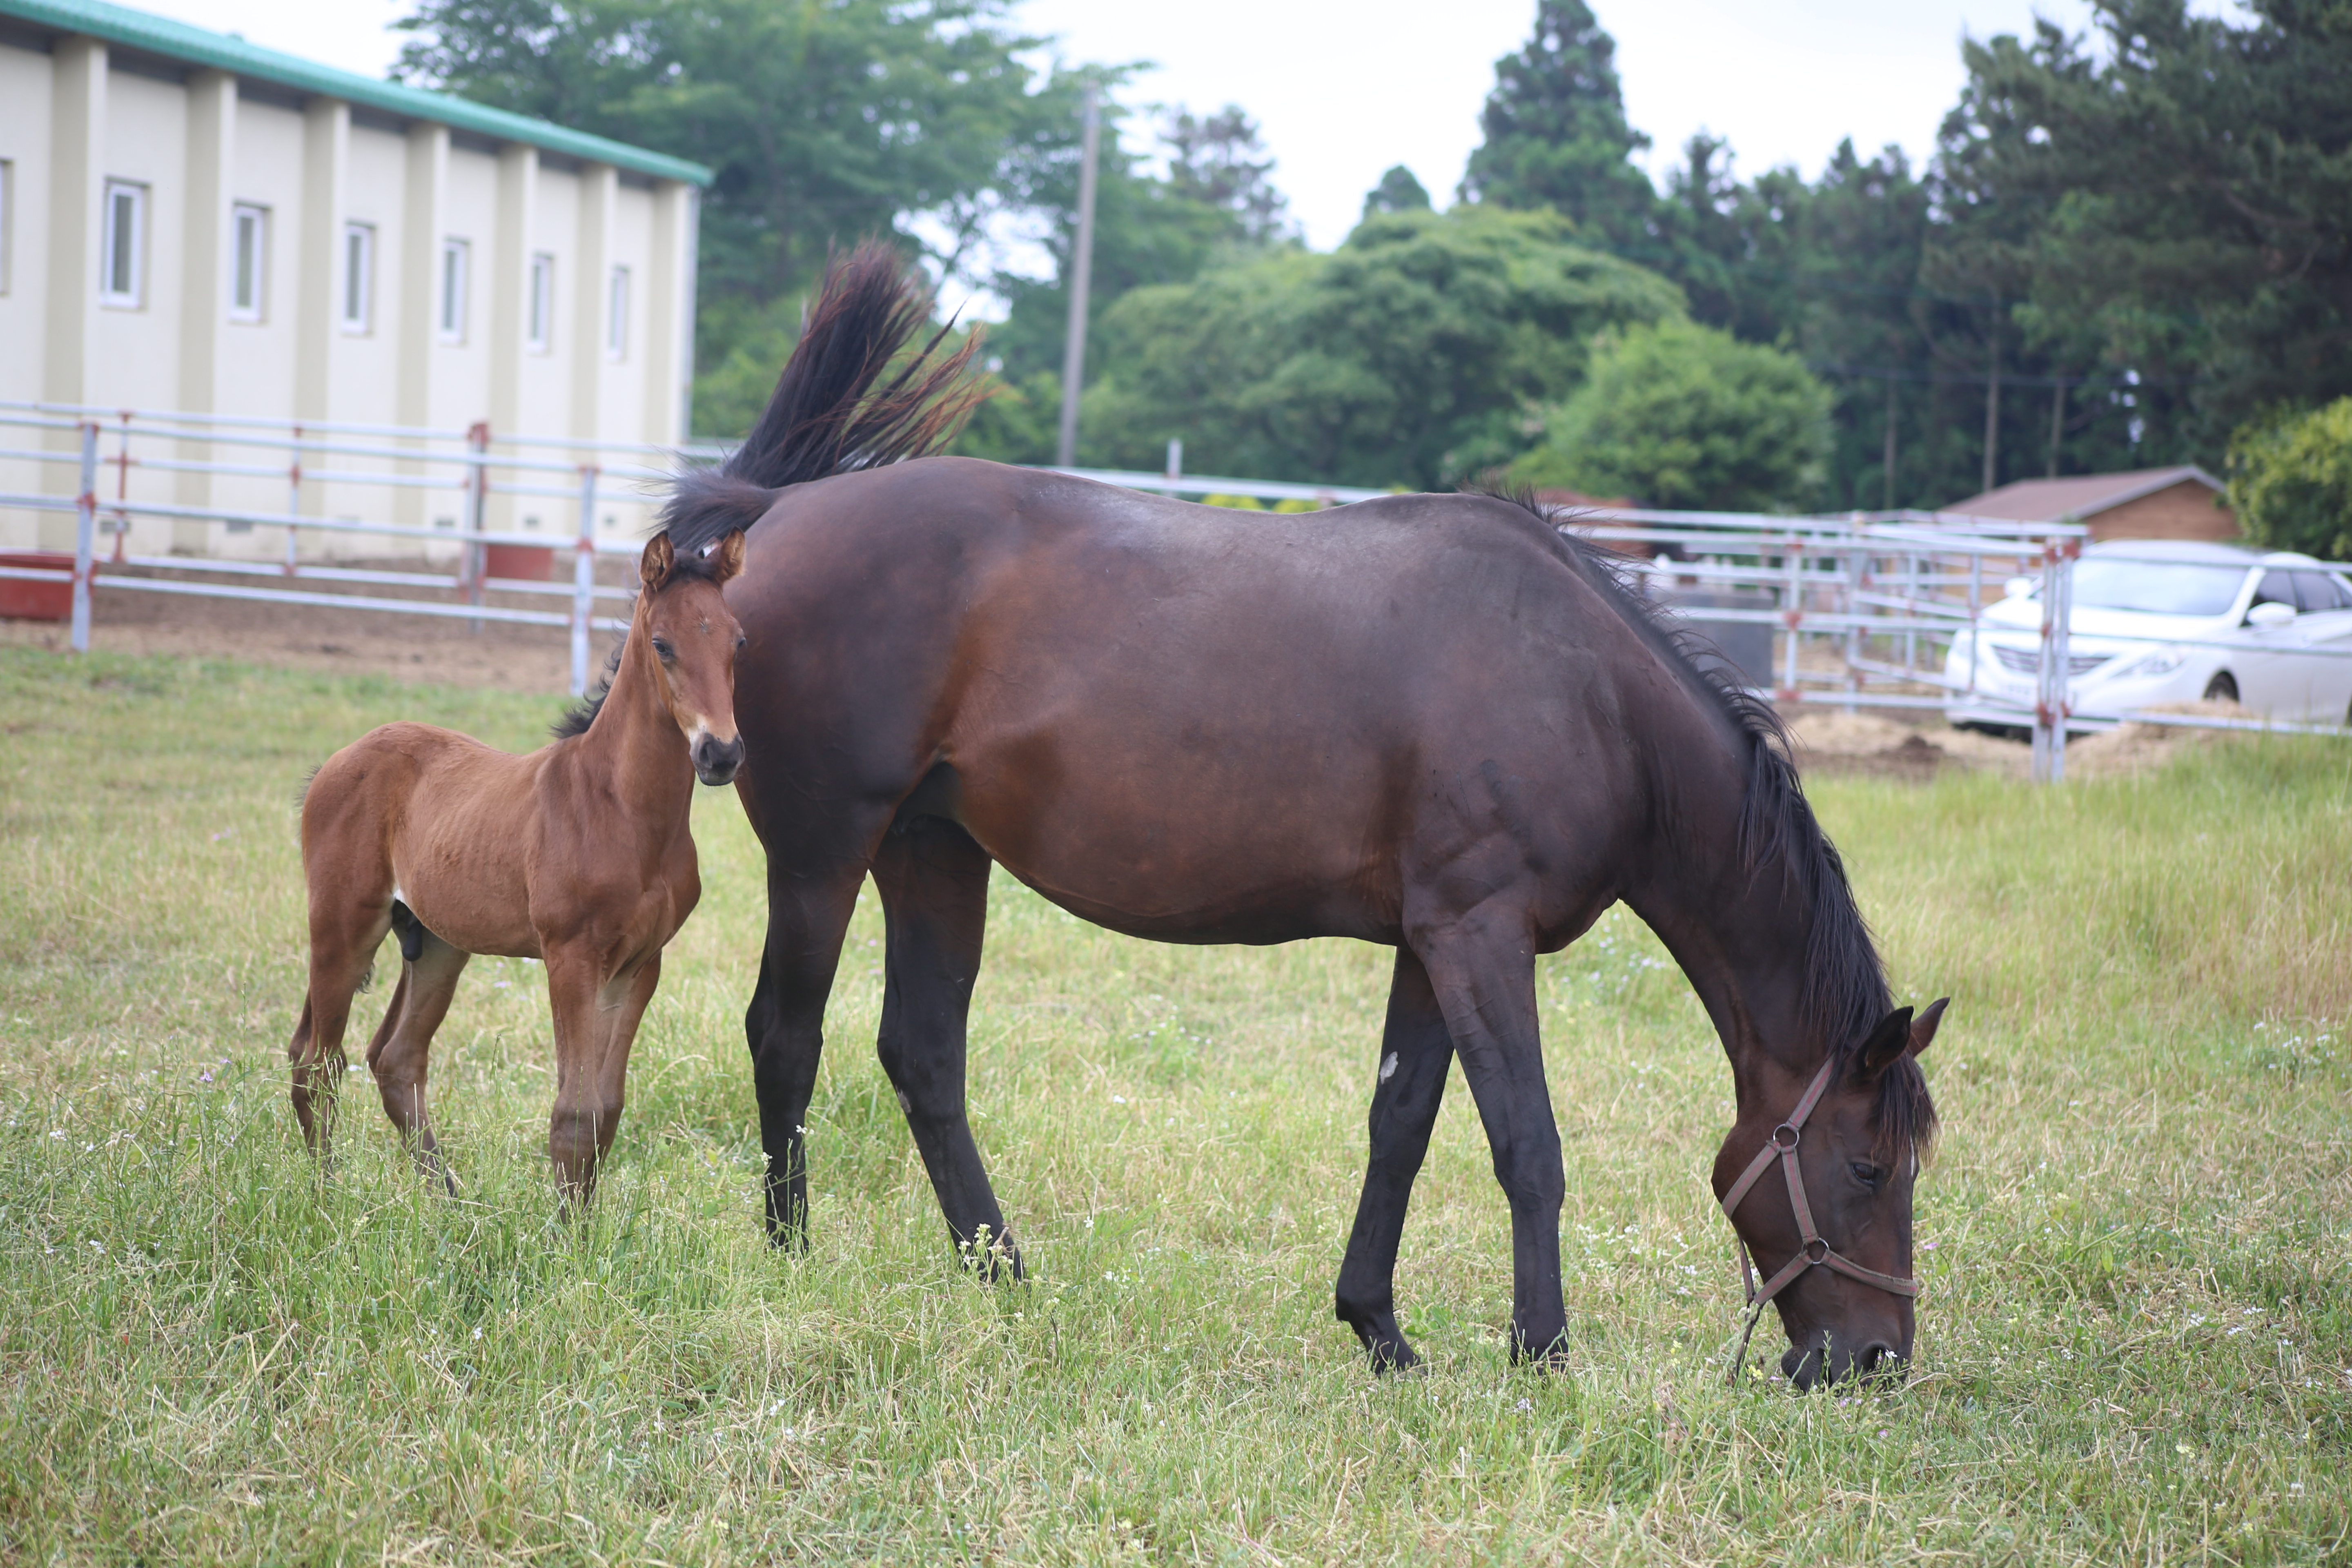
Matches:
[[135, 0, 2223, 260]]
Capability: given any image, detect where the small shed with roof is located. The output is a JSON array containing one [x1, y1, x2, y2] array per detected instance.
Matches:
[[1940, 467, 2236, 542]]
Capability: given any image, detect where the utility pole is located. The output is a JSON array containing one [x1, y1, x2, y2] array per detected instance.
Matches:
[[1882, 375, 1897, 511], [1981, 301, 2001, 494], [2047, 378, 2067, 479], [1055, 84, 1101, 470]]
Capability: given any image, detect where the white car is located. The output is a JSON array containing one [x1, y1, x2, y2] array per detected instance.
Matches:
[[1944, 539, 2352, 734]]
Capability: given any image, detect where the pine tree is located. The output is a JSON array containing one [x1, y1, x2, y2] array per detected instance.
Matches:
[[1361, 166, 1432, 223], [1459, 0, 1655, 248]]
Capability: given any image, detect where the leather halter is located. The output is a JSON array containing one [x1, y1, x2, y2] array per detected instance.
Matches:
[[1719, 1051, 1919, 1381]]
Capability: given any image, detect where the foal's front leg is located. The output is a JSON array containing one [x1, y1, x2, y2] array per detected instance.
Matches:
[[544, 947, 659, 1207]]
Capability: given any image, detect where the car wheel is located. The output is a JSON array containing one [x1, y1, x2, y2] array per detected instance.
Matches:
[[2203, 672, 2238, 703]]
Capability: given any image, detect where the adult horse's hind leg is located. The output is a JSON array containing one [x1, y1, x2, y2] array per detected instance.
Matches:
[[1414, 908, 1568, 1364], [364, 930, 469, 1192], [1334, 946, 1457, 1370], [871, 815, 1020, 1278]]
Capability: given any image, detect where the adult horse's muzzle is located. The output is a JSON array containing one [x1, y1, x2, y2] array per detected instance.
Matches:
[[692, 731, 745, 786], [1780, 1329, 1910, 1391]]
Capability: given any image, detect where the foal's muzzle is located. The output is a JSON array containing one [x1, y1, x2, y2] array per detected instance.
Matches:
[[693, 733, 745, 785]]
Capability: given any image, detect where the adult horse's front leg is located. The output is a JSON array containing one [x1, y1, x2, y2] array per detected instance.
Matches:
[[1415, 909, 1568, 1364], [744, 864, 866, 1246], [871, 814, 1020, 1278], [1334, 945, 1456, 1371]]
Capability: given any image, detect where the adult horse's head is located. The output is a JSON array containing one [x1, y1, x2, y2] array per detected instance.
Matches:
[[1715, 996, 1947, 1390], [636, 530, 748, 786]]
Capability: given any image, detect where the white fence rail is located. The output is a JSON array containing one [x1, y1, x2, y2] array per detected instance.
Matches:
[[0, 402, 724, 694], [5, 401, 2345, 779]]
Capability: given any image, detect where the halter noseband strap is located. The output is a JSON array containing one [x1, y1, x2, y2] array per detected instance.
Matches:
[[1719, 1052, 1919, 1381]]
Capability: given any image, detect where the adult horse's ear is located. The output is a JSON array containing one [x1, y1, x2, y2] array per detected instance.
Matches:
[[712, 530, 746, 585], [1855, 1006, 1914, 1078], [639, 534, 675, 592], [1908, 997, 1950, 1058]]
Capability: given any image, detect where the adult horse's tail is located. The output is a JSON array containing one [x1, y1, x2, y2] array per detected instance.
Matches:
[[662, 242, 984, 553]]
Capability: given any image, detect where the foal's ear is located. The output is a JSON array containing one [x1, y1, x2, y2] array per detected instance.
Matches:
[[639, 533, 676, 592], [711, 529, 746, 585], [1855, 1007, 1915, 1078]]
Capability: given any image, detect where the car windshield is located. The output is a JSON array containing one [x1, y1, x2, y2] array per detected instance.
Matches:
[[2066, 559, 2248, 616]]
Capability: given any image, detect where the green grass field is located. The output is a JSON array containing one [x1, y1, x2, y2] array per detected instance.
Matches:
[[1, 646, 2347, 1565]]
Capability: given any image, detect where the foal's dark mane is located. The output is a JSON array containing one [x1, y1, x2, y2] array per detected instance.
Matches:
[[1487, 492, 1934, 1156]]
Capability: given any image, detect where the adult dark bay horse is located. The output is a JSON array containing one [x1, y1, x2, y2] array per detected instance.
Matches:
[[679, 247, 1946, 1388]]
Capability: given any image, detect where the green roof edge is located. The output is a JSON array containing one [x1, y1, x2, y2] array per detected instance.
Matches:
[[0, 0, 713, 186]]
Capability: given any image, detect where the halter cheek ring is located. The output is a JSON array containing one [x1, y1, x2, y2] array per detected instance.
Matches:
[[1719, 1053, 1920, 1383]]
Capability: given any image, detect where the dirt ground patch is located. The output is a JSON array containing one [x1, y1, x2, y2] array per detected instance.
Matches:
[[0, 564, 626, 693], [1786, 708, 2031, 781]]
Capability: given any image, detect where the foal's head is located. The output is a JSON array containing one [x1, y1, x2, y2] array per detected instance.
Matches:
[[635, 530, 748, 786], [1714, 999, 1947, 1390]]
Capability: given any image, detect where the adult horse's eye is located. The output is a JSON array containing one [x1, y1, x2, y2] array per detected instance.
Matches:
[[1850, 1161, 1883, 1187]]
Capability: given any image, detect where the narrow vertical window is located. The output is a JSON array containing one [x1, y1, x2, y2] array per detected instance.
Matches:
[[100, 179, 146, 307], [606, 265, 629, 361], [439, 237, 469, 342], [0, 160, 13, 296], [527, 252, 554, 351], [341, 221, 374, 333], [230, 203, 267, 321]]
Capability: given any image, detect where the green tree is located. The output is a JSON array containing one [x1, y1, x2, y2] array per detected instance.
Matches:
[[1938, 0, 2352, 459], [392, 0, 1060, 432], [2227, 399, 2352, 561], [951, 99, 1301, 463], [1078, 207, 1685, 488], [1458, 0, 1655, 249], [1510, 318, 1832, 511], [1361, 165, 1431, 222]]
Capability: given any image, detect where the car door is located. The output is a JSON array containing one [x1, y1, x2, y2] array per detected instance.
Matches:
[[2231, 569, 2307, 717], [2290, 571, 2352, 725]]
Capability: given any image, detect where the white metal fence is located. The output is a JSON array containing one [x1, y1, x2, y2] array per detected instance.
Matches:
[[0, 401, 722, 694], [4, 403, 2343, 780]]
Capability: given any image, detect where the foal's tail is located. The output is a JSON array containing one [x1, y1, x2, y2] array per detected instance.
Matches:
[[660, 243, 986, 553]]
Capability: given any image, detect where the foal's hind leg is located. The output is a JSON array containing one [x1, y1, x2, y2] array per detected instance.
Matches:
[[1413, 907, 1568, 1364], [289, 898, 392, 1159], [872, 815, 1019, 1278], [1335, 946, 1457, 1371], [364, 932, 469, 1192]]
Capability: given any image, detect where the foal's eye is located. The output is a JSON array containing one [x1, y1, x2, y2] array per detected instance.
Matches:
[[1850, 1161, 1884, 1188], [651, 638, 675, 663], [734, 634, 748, 651]]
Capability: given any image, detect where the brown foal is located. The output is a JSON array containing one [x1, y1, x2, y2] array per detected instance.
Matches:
[[287, 532, 746, 1203]]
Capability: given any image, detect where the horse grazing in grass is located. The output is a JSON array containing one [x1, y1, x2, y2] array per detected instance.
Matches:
[[683, 244, 1947, 1388], [287, 532, 746, 1205]]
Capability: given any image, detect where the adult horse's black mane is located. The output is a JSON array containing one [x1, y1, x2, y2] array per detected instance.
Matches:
[[1519, 498, 1933, 1159]]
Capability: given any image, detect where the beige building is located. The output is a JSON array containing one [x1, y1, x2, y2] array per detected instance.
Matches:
[[0, 0, 709, 557], [1942, 466, 2238, 543]]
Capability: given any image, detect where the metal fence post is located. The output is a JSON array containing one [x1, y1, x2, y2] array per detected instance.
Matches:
[[464, 420, 490, 633], [71, 421, 98, 653], [285, 421, 303, 576], [570, 465, 598, 697], [2031, 536, 2080, 782], [1780, 536, 1804, 699]]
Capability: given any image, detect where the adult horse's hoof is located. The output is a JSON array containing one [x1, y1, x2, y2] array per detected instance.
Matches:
[[1365, 1336, 1423, 1375], [1508, 1329, 1574, 1368]]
